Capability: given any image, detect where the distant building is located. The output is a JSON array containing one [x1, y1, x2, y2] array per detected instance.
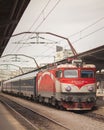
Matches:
[[55, 46, 73, 62]]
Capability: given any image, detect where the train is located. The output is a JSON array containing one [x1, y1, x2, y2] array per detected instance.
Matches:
[[2, 59, 97, 110]]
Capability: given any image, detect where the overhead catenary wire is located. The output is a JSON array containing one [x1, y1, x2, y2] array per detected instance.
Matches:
[[68, 16, 104, 38], [9, 0, 52, 53], [9, 19, 104, 65], [4, 1, 104, 66], [72, 26, 104, 44], [7, 0, 51, 54], [34, 0, 61, 31], [10, 17, 104, 56], [13, 15, 104, 54], [56, 16, 104, 50], [11, 0, 61, 54], [9, 1, 104, 54], [28, 0, 52, 31]]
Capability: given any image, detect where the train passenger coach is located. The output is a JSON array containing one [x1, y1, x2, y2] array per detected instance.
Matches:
[[2, 70, 38, 99], [2, 59, 97, 110]]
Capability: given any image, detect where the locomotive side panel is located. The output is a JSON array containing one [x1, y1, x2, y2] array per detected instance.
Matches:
[[37, 70, 56, 98]]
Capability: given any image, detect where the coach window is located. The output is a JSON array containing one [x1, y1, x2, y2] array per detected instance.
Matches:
[[56, 70, 63, 78]]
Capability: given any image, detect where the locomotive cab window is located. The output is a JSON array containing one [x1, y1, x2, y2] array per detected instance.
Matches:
[[81, 70, 94, 78], [64, 70, 78, 78], [56, 70, 63, 78]]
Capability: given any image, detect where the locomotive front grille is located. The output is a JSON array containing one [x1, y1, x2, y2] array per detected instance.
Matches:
[[61, 92, 96, 102]]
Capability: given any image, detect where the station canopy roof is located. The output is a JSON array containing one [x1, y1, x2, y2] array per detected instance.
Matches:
[[77, 45, 104, 71], [54, 45, 104, 71], [0, 0, 30, 56]]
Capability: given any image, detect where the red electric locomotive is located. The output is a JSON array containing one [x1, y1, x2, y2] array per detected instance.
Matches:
[[37, 60, 97, 110], [2, 59, 97, 110]]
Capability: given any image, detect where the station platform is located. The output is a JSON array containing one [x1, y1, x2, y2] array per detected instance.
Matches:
[[0, 102, 25, 130], [96, 94, 104, 113]]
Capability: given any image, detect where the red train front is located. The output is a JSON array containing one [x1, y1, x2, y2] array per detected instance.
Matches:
[[37, 60, 97, 110]]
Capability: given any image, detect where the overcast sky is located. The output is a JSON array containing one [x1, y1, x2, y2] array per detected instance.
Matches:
[[2, 0, 104, 66]]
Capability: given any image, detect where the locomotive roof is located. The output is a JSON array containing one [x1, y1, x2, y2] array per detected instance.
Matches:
[[57, 63, 96, 69]]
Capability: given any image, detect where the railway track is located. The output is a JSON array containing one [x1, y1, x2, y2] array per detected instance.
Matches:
[[83, 111, 104, 123], [0, 95, 70, 130], [80, 98, 104, 123], [1, 93, 104, 130], [73, 103, 104, 123]]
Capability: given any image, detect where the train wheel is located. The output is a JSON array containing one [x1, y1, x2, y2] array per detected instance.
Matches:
[[30, 95, 33, 100], [47, 98, 51, 106], [58, 101, 65, 110], [38, 95, 44, 103], [51, 97, 56, 106], [55, 101, 60, 109]]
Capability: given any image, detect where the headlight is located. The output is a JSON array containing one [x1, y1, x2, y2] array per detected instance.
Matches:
[[88, 86, 94, 91], [65, 86, 71, 91]]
